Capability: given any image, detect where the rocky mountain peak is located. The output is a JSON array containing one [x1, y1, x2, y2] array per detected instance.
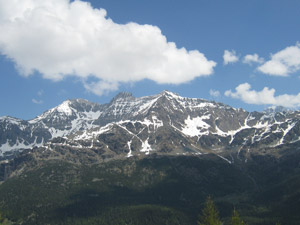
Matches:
[[159, 90, 180, 97], [263, 106, 293, 115], [67, 98, 102, 113], [110, 92, 134, 102], [52, 98, 100, 114]]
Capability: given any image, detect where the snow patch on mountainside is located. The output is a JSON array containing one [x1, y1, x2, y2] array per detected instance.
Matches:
[[176, 98, 217, 111], [217, 155, 232, 164], [82, 111, 101, 120], [278, 122, 297, 146], [181, 115, 210, 137], [74, 124, 113, 140], [0, 139, 43, 156], [141, 116, 163, 131], [0, 141, 14, 154], [140, 138, 152, 155], [127, 140, 133, 157], [49, 128, 70, 138], [253, 121, 269, 129]]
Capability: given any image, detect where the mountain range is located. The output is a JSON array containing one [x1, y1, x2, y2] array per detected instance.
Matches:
[[0, 90, 299, 160], [0, 91, 300, 224]]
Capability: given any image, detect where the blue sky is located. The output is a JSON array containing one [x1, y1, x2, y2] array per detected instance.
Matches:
[[0, 0, 300, 119]]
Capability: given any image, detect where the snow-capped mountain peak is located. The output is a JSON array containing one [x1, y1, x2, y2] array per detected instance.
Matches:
[[54, 100, 74, 116]]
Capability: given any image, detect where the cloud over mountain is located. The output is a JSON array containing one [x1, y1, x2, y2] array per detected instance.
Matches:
[[0, 0, 216, 95], [225, 83, 300, 108]]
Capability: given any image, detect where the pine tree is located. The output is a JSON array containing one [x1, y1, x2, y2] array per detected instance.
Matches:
[[198, 196, 222, 225], [231, 209, 247, 225], [0, 211, 4, 224]]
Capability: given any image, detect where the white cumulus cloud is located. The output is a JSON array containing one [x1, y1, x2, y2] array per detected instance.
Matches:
[[209, 89, 220, 98], [223, 50, 239, 65], [83, 80, 119, 96], [225, 83, 300, 108], [243, 54, 264, 65], [258, 44, 300, 76], [0, 0, 216, 96]]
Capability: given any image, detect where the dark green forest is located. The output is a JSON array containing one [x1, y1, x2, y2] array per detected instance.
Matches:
[[0, 152, 299, 225]]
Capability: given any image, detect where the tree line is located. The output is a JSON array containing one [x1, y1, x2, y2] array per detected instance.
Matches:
[[198, 196, 282, 225]]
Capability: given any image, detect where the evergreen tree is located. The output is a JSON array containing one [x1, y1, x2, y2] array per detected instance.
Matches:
[[231, 209, 247, 225], [198, 196, 222, 225]]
